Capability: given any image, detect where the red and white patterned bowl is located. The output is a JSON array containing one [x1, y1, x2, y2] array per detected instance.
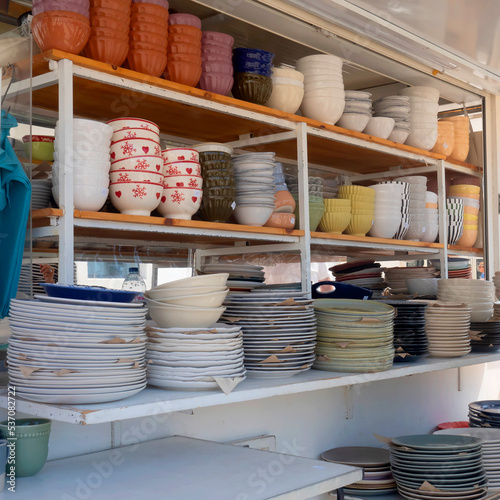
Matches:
[[109, 180, 163, 216], [157, 186, 202, 220]]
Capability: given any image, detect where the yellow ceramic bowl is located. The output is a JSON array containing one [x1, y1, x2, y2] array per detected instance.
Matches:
[[350, 201, 375, 211], [344, 214, 374, 236], [324, 198, 351, 207], [324, 207, 351, 214], [338, 185, 376, 198], [464, 213, 479, 221], [463, 224, 478, 230], [338, 194, 376, 204], [318, 212, 351, 234], [464, 206, 479, 216], [456, 228, 478, 247], [449, 184, 481, 195], [353, 209, 375, 216]]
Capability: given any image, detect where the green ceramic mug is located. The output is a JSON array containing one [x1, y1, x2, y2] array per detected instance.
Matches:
[[0, 419, 51, 477]]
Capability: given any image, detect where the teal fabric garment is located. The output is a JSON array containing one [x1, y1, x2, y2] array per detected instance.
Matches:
[[0, 110, 31, 318]]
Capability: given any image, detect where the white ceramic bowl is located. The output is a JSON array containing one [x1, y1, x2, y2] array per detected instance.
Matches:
[[154, 273, 229, 289], [109, 169, 164, 184], [109, 181, 162, 216], [55, 119, 113, 138], [53, 171, 109, 186], [157, 187, 202, 220], [146, 285, 227, 300], [111, 128, 159, 143], [368, 216, 401, 238], [406, 278, 438, 296], [147, 302, 226, 329], [53, 151, 109, 162], [405, 129, 438, 150], [111, 155, 163, 173], [107, 117, 160, 135], [337, 113, 370, 132], [300, 96, 345, 125], [363, 117, 395, 139], [400, 86, 440, 102], [272, 67, 304, 81], [54, 140, 110, 154], [67, 160, 111, 173], [301, 72, 344, 81], [388, 129, 410, 144], [266, 83, 304, 114], [470, 310, 493, 322], [110, 138, 160, 162], [421, 224, 439, 243], [52, 184, 109, 211], [303, 88, 345, 98], [296, 54, 343, 66], [146, 288, 229, 308], [162, 148, 200, 163], [233, 204, 274, 226], [304, 80, 345, 91]]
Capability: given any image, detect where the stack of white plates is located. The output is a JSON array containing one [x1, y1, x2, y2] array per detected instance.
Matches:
[[146, 323, 245, 391], [337, 90, 372, 132], [421, 191, 439, 243], [437, 279, 494, 322], [31, 179, 52, 209], [7, 296, 147, 404], [221, 290, 316, 378], [395, 175, 428, 241], [425, 301, 472, 357], [368, 183, 405, 239], [201, 263, 265, 290], [384, 266, 437, 294], [373, 95, 411, 143], [435, 427, 500, 489]]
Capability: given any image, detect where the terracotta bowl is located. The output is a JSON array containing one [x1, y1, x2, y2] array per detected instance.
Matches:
[[32, 11, 90, 54], [168, 13, 202, 29], [130, 41, 167, 52], [90, 16, 129, 32], [129, 30, 167, 45], [431, 121, 455, 157], [90, 6, 129, 23], [90, 25, 129, 42], [168, 33, 201, 46], [129, 20, 168, 36], [166, 60, 202, 87], [168, 42, 201, 55], [264, 212, 295, 229], [91, 0, 131, 10], [130, 2, 168, 19], [130, 12, 168, 26], [231, 72, 273, 105], [167, 53, 201, 64], [84, 35, 129, 65], [127, 49, 167, 77], [169, 24, 202, 39]]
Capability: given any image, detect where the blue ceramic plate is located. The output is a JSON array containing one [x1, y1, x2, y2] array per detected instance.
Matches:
[[41, 284, 138, 303]]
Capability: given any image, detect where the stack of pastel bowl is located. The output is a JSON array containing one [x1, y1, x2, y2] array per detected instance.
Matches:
[[441, 116, 470, 162], [199, 31, 234, 95], [378, 180, 409, 239], [421, 191, 439, 243], [232, 48, 274, 105], [446, 197, 464, 245], [318, 198, 351, 234], [296, 54, 345, 125], [127, 0, 168, 76], [287, 175, 325, 231], [232, 152, 276, 226], [395, 175, 427, 241], [158, 147, 202, 219], [264, 163, 296, 229], [338, 185, 375, 236], [372, 95, 410, 144], [431, 120, 455, 158], [449, 184, 480, 247], [31, 1, 91, 54], [84, 0, 129, 66], [52, 118, 112, 211], [337, 90, 372, 132], [107, 117, 163, 215], [266, 65, 304, 114], [166, 14, 202, 86], [399, 86, 439, 151], [368, 183, 403, 239]]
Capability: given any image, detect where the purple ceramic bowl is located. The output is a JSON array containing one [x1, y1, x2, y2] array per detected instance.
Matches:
[[32, 1, 90, 17], [201, 60, 233, 75], [199, 72, 233, 95], [201, 31, 234, 48], [201, 53, 232, 63], [202, 45, 232, 58], [132, 0, 168, 6], [168, 13, 202, 29]]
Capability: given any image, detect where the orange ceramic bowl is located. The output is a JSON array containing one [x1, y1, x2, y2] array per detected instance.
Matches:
[[264, 212, 296, 229], [129, 31, 167, 46], [90, 25, 129, 42], [167, 53, 202, 64], [130, 12, 168, 26], [90, 16, 129, 32], [130, 3, 168, 20], [127, 49, 167, 77], [84, 35, 129, 66], [129, 20, 168, 36], [91, 0, 131, 11], [32, 11, 90, 54], [168, 43, 201, 55], [166, 60, 202, 87], [168, 24, 202, 40], [90, 6, 129, 24], [168, 33, 201, 46], [129, 41, 167, 52]]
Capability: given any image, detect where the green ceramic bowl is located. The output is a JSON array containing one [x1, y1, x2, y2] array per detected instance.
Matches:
[[22, 135, 55, 161]]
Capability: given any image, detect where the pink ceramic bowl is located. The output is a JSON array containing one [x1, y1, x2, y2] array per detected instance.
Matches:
[[163, 174, 203, 189], [110, 137, 161, 161], [109, 180, 162, 216], [201, 60, 233, 75], [164, 160, 201, 176], [202, 45, 232, 58], [109, 169, 164, 184], [107, 117, 160, 134], [33, 0, 90, 17], [157, 186, 203, 219], [199, 72, 234, 95], [162, 148, 199, 163], [201, 53, 232, 63], [111, 155, 163, 173], [201, 31, 234, 47], [168, 13, 202, 29]]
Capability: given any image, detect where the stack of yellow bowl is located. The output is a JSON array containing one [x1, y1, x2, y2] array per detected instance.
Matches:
[[338, 185, 375, 236], [441, 116, 470, 162], [318, 198, 351, 234], [448, 184, 480, 247]]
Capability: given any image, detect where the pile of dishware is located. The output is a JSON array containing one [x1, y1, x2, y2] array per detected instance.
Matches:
[[232, 48, 274, 105], [337, 90, 372, 132], [384, 266, 437, 294], [330, 260, 385, 299], [430, 257, 472, 279], [201, 262, 265, 291], [107, 117, 163, 216], [199, 31, 234, 95], [144, 273, 229, 329], [52, 118, 113, 211], [399, 86, 439, 151], [446, 197, 464, 245], [338, 185, 375, 236], [368, 183, 404, 239], [296, 54, 345, 125], [431, 120, 455, 157], [221, 290, 316, 378], [7, 296, 147, 404], [421, 191, 439, 243], [425, 301, 472, 357], [158, 147, 202, 219], [31, 179, 52, 209], [318, 198, 351, 234], [287, 175, 325, 231], [266, 65, 304, 114], [469, 400, 500, 428], [449, 184, 480, 247], [265, 163, 296, 229], [166, 13, 202, 86], [377, 180, 409, 239], [437, 278, 494, 322], [389, 434, 487, 500], [313, 299, 395, 373], [395, 175, 427, 241], [194, 142, 235, 223], [441, 116, 470, 162], [146, 322, 246, 391], [435, 427, 500, 489], [372, 95, 411, 144], [322, 447, 396, 496], [469, 319, 500, 352], [233, 152, 276, 226]]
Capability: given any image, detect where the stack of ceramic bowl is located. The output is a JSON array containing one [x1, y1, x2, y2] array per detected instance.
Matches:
[[313, 299, 395, 373], [31, 1, 90, 54], [469, 401, 500, 428], [368, 183, 404, 239], [384, 266, 437, 294], [430, 257, 472, 279], [201, 263, 266, 291], [107, 117, 163, 216], [395, 175, 427, 241], [389, 434, 487, 500], [441, 116, 470, 162], [321, 447, 397, 497], [199, 31, 234, 95], [31, 179, 52, 209], [145, 322, 245, 391], [337, 90, 372, 132], [437, 278, 494, 322], [469, 319, 500, 352], [330, 260, 385, 298], [338, 185, 375, 236], [8, 297, 147, 404], [52, 118, 113, 211], [193, 142, 236, 223], [435, 427, 500, 489], [288, 176, 326, 230], [378, 180, 409, 239], [323, 177, 342, 199], [233, 152, 276, 226], [232, 48, 274, 105], [399, 86, 439, 151], [266, 65, 304, 114], [144, 274, 229, 328], [372, 95, 410, 143], [221, 290, 316, 378], [158, 148, 202, 219], [128, 0, 168, 77], [421, 191, 439, 243], [318, 198, 351, 234], [84, 0, 129, 66], [166, 14, 202, 86], [449, 184, 480, 246], [431, 120, 455, 158], [363, 116, 395, 140], [296, 54, 345, 125], [265, 163, 296, 229], [446, 197, 464, 245]]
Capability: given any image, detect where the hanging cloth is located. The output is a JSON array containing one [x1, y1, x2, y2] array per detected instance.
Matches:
[[0, 110, 31, 318]]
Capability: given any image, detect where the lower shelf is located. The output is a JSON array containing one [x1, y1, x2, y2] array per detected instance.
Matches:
[[0, 436, 362, 499], [2, 353, 499, 425]]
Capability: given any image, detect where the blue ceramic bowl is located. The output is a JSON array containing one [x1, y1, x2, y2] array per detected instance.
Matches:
[[41, 283, 139, 303], [233, 60, 273, 71], [233, 48, 274, 62]]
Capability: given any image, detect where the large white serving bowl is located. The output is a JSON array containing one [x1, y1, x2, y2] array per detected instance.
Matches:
[[266, 83, 304, 114], [147, 302, 226, 329], [52, 184, 109, 211], [145, 289, 229, 308], [234, 205, 274, 226], [300, 96, 345, 124], [470, 309, 493, 322], [337, 113, 370, 132], [154, 273, 229, 290], [363, 117, 395, 139], [146, 286, 227, 301], [399, 86, 440, 102], [368, 216, 401, 238]]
